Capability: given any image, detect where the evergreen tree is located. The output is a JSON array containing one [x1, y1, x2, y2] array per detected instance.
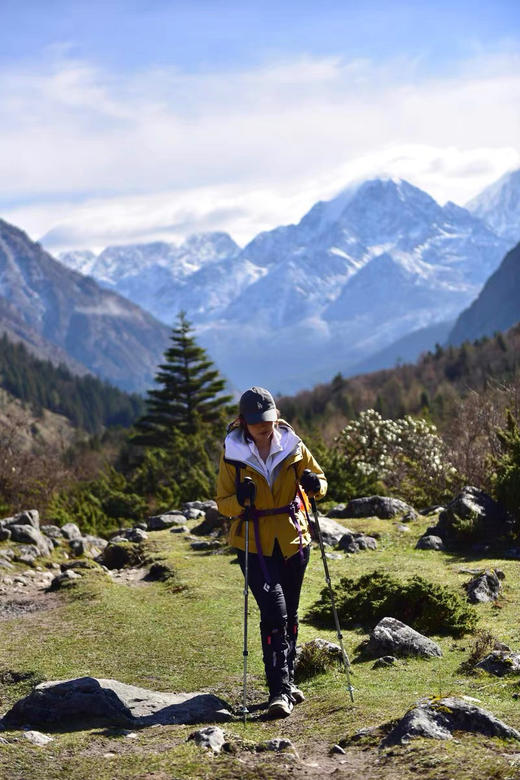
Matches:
[[133, 312, 232, 447]]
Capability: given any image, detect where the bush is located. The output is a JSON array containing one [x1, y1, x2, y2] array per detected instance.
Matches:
[[305, 570, 478, 638], [332, 410, 458, 505], [294, 640, 342, 682]]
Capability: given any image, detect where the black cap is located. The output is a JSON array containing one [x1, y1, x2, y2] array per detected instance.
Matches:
[[239, 386, 277, 424]]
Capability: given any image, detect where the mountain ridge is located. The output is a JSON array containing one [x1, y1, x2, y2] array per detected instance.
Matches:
[[0, 219, 171, 393]]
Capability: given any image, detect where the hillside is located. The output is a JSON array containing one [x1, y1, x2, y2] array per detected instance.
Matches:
[[0, 219, 171, 393], [0, 334, 145, 434], [1, 506, 520, 778], [449, 242, 520, 346], [279, 323, 520, 435]]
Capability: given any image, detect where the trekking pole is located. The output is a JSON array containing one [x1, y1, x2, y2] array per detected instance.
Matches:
[[304, 472, 355, 703], [240, 477, 255, 724]]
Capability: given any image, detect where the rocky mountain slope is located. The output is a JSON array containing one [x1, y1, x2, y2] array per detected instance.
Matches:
[[52, 173, 517, 392], [0, 220, 170, 393], [449, 242, 520, 345], [466, 168, 520, 247]]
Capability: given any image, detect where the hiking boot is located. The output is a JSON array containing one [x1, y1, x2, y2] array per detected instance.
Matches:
[[268, 693, 294, 718], [289, 683, 305, 704]]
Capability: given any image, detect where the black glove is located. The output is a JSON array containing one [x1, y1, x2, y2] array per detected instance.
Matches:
[[300, 469, 321, 494], [237, 478, 256, 507]]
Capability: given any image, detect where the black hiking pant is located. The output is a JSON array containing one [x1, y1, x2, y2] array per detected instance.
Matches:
[[237, 541, 310, 698]]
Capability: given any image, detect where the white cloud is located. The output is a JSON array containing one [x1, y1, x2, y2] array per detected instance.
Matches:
[[1, 50, 519, 251]]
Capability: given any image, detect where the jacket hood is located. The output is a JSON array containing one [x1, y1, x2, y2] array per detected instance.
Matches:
[[224, 422, 301, 477]]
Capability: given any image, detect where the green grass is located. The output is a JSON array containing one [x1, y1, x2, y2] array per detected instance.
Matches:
[[1, 514, 520, 778]]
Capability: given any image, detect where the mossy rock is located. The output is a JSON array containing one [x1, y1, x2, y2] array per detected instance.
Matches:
[[99, 541, 144, 570]]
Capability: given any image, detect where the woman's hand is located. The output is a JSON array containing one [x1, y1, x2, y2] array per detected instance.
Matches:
[[300, 469, 321, 497]]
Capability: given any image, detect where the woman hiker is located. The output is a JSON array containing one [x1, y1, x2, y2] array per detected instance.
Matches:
[[216, 386, 327, 718]]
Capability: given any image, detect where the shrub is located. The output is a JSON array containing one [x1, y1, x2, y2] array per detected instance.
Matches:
[[333, 410, 458, 505], [305, 570, 477, 637], [294, 640, 342, 682]]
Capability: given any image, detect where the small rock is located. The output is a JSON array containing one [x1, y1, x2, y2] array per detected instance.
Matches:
[[465, 571, 501, 603], [395, 524, 411, 533], [372, 656, 398, 669], [325, 552, 343, 560], [337, 532, 377, 553], [190, 540, 221, 551], [69, 539, 86, 557], [0, 528, 11, 542], [49, 569, 82, 591], [60, 523, 82, 541], [41, 525, 63, 540], [188, 726, 226, 754], [170, 525, 190, 534], [23, 730, 54, 746], [256, 737, 294, 752], [475, 651, 520, 677], [331, 744, 346, 755], [147, 513, 187, 531], [416, 534, 445, 551]]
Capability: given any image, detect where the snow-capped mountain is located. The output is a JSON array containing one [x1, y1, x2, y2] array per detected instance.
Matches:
[[466, 168, 520, 247], [58, 232, 242, 325], [54, 176, 511, 393], [58, 249, 97, 276]]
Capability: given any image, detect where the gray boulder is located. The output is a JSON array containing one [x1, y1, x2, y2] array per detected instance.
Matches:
[[60, 523, 82, 541], [436, 486, 514, 548], [41, 524, 63, 540], [5, 510, 40, 530], [367, 617, 442, 659], [339, 496, 417, 520], [310, 516, 353, 547], [188, 726, 226, 754], [337, 532, 378, 553], [0, 527, 11, 542], [13, 544, 40, 565], [191, 507, 227, 537], [1, 677, 232, 729], [49, 569, 82, 591], [8, 525, 53, 557], [416, 534, 445, 551], [465, 570, 501, 603], [475, 651, 520, 676], [147, 513, 187, 531], [381, 696, 520, 747]]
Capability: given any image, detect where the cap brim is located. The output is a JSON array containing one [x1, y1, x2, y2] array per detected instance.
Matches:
[[243, 408, 278, 424]]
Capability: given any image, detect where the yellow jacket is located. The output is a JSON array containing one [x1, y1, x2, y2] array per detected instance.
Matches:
[[216, 421, 327, 559]]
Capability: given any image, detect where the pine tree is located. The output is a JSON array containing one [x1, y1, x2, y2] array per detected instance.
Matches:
[[133, 312, 232, 447]]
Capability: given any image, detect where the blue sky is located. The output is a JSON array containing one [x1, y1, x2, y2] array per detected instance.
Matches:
[[1, 0, 519, 250]]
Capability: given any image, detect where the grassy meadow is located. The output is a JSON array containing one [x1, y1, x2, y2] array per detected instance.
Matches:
[[1, 513, 520, 779]]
